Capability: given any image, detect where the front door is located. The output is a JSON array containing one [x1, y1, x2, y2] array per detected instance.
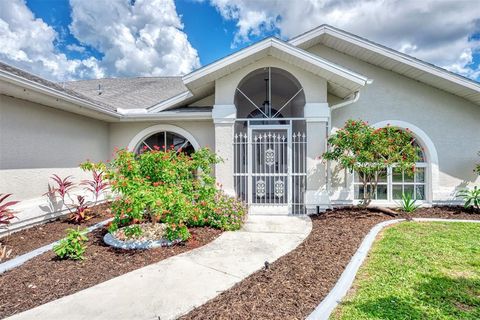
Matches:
[[249, 125, 291, 212]]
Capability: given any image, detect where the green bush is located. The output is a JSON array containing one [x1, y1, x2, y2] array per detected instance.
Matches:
[[398, 192, 420, 213], [457, 186, 480, 210], [83, 146, 247, 241], [53, 228, 88, 260], [188, 191, 247, 231]]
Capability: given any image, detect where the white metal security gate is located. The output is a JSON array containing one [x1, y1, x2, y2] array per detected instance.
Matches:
[[234, 120, 307, 214]]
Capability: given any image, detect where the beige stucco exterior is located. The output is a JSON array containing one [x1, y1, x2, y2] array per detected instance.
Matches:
[[307, 44, 480, 202], [0, 95, 109, 201], [1, 30, 480, 232]]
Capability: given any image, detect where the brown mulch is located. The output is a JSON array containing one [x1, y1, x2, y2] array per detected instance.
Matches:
[[182, 206, 480, 320], [0, 202, 112, 262], [0, 226, 222, 318]]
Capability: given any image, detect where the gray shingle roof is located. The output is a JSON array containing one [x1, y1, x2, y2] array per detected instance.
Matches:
[[64, 77, 188, 110], [0, 61, 116, 113]]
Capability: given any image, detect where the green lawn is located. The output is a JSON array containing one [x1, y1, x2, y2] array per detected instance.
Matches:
[[332, 222, 480, 320]]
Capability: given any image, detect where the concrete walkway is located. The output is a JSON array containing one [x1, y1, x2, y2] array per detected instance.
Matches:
[[8, 214, 311, 320]]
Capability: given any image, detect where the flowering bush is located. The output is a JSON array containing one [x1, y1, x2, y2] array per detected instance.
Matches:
[[323, 119, 420, 206], [188, 191, 247, 231], [82, 146, 246, 241]]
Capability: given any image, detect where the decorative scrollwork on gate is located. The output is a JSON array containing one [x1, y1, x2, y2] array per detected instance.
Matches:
[[274, 179, 285, 198], [265, 148, 275, 166], [256, 179, 266, 198]]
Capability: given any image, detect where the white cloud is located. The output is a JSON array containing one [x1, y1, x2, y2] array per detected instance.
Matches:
[[69, 0, 200, 77], [66, 44, 86, 53], [207, 0, 480, 80], [0, 0, 199, 81], [0, 0, 104, 81]]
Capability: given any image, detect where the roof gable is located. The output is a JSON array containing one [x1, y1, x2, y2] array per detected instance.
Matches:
[[149, 37, 369, 113], [289, 25, 480, 105]]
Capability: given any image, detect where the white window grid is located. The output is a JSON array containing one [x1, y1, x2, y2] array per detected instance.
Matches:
[[353, 162, 427, 202]]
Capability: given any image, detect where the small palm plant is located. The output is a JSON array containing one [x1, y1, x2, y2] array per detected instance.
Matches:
[[398, 192, 420, 213], [457, 186, 480, 210]]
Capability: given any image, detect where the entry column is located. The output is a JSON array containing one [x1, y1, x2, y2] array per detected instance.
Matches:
[[212, 104, 236, 196], [304, 103, 330, 212]]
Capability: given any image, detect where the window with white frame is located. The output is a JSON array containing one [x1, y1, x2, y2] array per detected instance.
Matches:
[[354, 141, 427, 201], [135, 131, 195, 155]]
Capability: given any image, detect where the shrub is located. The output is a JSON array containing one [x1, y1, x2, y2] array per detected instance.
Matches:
[[398, 192, 420, 213], [81, 170, 109, 205], [53, 228, 89, 260], [0, 193, 19, 227], [83, 147, 225, 241], [457, 186, 480, 210], [46, 174, 75, 203], [323, 120, 420, 206], [69, 195, 92, 223], [188, 191, 247, 231]]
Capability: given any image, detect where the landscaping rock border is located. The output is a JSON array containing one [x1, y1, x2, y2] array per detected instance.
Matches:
[[306, 218, 480, 320], [103, 231, 181, 250]]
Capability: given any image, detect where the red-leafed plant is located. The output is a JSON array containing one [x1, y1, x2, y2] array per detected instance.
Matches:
[[69, 195, 92, 223], [81, 170, 109, 205], [46, 174, 75, 203], [0, 193, 19, 227], [46, 174, 93, 224]]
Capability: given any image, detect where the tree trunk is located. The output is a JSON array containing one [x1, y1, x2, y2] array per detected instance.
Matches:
[[367, 206, 398, 217]]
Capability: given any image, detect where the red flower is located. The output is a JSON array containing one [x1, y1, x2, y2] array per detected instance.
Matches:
[[153, 145, 160, 150]]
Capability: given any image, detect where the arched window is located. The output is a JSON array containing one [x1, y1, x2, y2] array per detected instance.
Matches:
[[354, 140, 428, 201], [135, 131, 195, 155]]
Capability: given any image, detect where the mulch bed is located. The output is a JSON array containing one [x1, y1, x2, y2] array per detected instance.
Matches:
[[0, 202, 112, 262], [0, 225, 222, 318], [182, 206, 480, 320]]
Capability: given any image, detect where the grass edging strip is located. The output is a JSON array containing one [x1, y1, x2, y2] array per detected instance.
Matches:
[[306, 218, 480, 320], [0, 218, 113, 274]]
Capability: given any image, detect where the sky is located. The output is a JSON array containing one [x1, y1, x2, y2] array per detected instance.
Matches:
[[0, 0, 479, 82]]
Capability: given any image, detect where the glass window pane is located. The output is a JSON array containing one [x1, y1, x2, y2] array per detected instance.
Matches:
[[137, 131, 165, 153], [416, 167, 425, 183], [166, 132, 195, 155], [354, 185, 363, 200], [376, 185, 388, 200], [404, 185, 414, 198], [415, 185, 425, 200], [392, 185, 403, 200], [404, 170, 414, 183], [377, 169, 387, 183], [392, 167, 403, 183]]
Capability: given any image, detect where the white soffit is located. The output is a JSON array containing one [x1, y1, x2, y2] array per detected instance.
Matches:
[[289, 25, 480, 105]]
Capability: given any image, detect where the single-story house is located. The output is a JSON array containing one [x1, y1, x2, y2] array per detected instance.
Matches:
[[1, 24, 480, 228]]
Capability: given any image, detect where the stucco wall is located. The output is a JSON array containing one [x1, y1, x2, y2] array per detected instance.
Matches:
[[108, 120, 215, 154], [215, 56, 328, 105], [308, 44, 480, 202], [0, 94, 109, 201]]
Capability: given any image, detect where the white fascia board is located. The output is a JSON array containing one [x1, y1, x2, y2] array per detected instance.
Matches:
[[182, 38, 273, 85], [119, 111, 212, 122], [147, 90, 193, 113], [290, 25, 480, 94], [0, 69, 120, 119], [271, 39, 368, 86], [182, 37, 368, 89]]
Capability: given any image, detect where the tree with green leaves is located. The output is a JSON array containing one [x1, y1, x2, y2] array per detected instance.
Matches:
[[323, 119, 420, 208]]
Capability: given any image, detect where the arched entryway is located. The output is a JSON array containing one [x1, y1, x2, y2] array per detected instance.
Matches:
[[233, 67, 307, 214]]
